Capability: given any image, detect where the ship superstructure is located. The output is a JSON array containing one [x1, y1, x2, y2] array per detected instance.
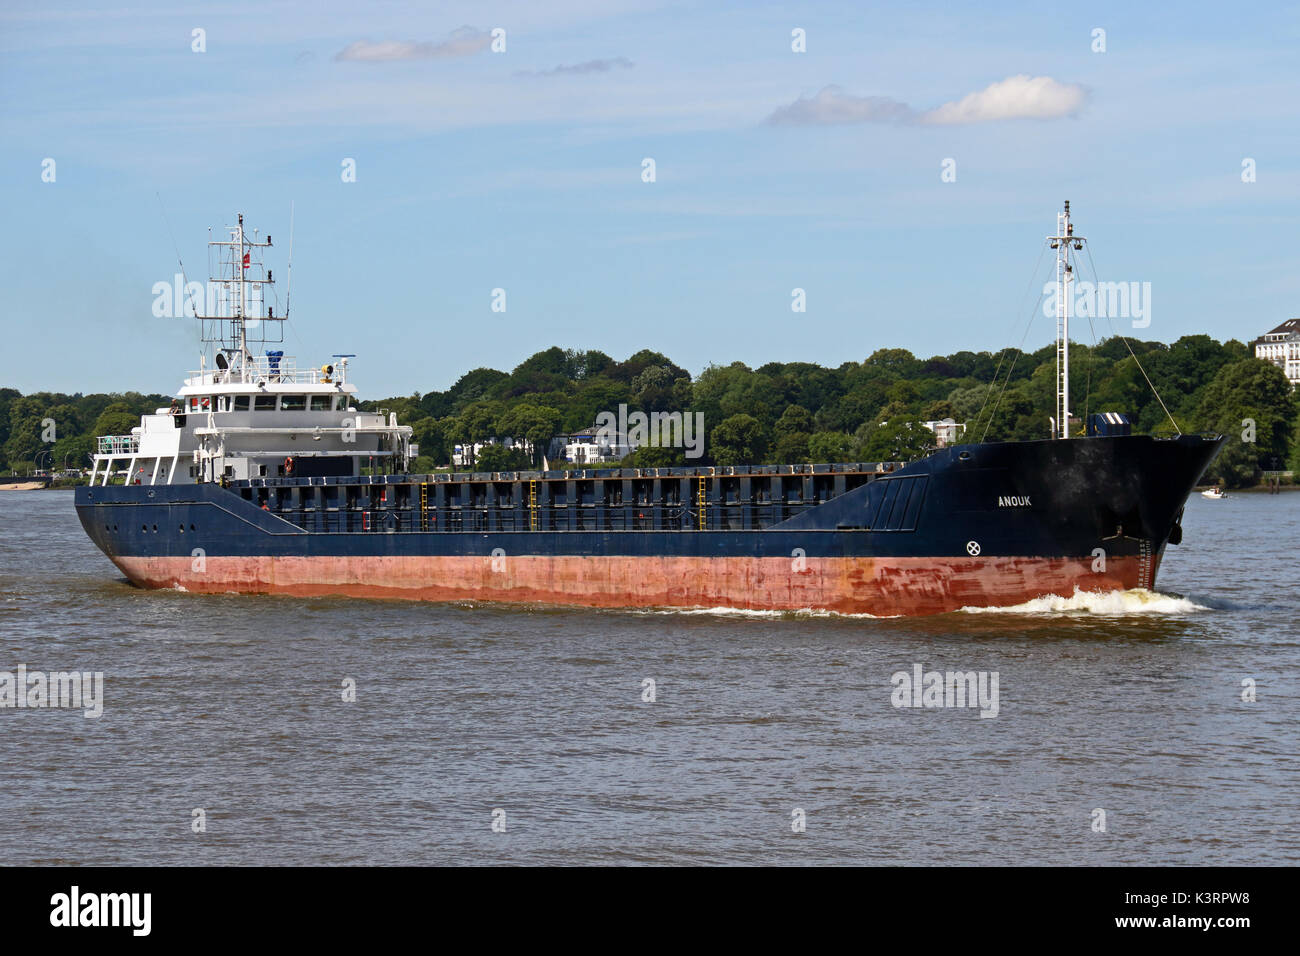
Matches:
[[90, 215, 411, 486]]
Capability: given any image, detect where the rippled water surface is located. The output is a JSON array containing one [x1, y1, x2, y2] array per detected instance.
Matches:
[[1, 489, 1296, 865]]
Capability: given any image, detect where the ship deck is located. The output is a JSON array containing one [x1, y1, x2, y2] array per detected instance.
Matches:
[[224, 461, 909, 535]]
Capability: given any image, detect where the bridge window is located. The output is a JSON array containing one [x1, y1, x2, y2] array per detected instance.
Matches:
[[281, 395, 306, 411], [310, 395, 332, 411], [233, 395, 250, 411], [254, 395, 276, 411]]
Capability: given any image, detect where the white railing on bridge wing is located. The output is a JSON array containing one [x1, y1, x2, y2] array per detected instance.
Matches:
[[186, 355, 345, 386], [97, 434, 140, 455]]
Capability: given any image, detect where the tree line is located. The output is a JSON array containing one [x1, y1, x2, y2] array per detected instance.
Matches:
[[3, 335, 1296, 488], [359, 337, 1296, 488]]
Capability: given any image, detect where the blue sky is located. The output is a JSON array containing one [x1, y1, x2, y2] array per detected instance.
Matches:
[[2, 0, 1297, 397]]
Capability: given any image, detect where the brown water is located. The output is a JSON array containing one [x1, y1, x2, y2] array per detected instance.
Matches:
[[0, 489, 1296, 864]]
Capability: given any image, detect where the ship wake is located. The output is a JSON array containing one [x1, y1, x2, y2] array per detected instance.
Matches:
[[956, 587, 1208, 616], [631, 606, 897, 620]]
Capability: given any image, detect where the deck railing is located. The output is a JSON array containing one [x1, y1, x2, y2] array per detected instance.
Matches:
[[186, 355, 345, 386], [97, 435, 140, 455]]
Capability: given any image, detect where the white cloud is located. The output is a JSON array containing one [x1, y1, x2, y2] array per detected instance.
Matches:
[[767, 75, 1086, 126], [334, 26, 491, 62], [919, 74, 1087, 125], [766, 86, 913, 126], [516, 57, 635, 78]]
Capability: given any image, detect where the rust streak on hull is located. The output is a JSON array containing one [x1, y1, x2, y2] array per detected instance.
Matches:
[[112, 554, 1146, 616]]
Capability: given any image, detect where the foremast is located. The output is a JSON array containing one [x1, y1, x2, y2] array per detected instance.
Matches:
[[1049, 201, 1085, 440]]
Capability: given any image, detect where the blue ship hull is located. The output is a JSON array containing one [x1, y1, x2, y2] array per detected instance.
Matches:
[[74, 434, 1222, 615]]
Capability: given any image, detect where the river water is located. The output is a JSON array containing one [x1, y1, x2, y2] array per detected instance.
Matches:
[[0, 488, 1295, 865]]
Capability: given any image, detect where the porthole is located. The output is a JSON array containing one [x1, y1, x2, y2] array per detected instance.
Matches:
[[179, 525, 185, 533], [141, 524, 147, 532], [190, 524, 196, 531], [152, 524, 158, 532]]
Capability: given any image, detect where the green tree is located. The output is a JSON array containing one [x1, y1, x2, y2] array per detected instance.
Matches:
[[947, 382, 994, 425], [921, 400, 957, 422], [564, 348, 614, 380], [497, 403, 563, 465], [6, 397, 52, 467], [884, 379, 921, 411], [856, 420, 935, 461], [774, 404, 814, 437], [91, 402, 139, 438], [445, 400, 504, 468], [859, 348, 922, 381], [807, 430, 853, 462], [476, 443, 531, 472], [410, 417, 448, 465], [709, 413, 767, 465], [0, 387, 19, 449], [1190, 356, 1294, 486], [772, 431, 811, 463], [52, 433, 94, 471], [622, 445, 685, 468], [815, 385, 885, 433], [1196, 359, 1297, 466], [446, 368, 508, 408], [611, 349, 686, 384], [1202, 437, 1260, 490]]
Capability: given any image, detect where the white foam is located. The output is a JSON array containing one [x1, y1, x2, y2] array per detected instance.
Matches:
[[631, 605, 896, 620], [957, 587, 1208, 616]]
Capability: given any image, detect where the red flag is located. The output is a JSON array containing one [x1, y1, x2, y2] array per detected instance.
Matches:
[[242, 252, 250, 269]]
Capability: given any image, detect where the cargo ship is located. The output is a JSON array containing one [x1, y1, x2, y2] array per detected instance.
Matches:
[[74, 206, 1222, 615]]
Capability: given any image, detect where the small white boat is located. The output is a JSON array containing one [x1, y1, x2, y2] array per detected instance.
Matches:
[[1201, 487, 1226, 499]]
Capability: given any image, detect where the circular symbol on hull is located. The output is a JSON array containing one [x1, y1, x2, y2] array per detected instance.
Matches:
[[966, 540, 981, 556]]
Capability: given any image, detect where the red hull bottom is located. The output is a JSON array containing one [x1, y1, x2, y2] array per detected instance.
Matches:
[[110, 554, 1155, 616]]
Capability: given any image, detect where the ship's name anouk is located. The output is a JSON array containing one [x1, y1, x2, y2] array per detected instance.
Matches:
[[997, 495, 1032, 507]]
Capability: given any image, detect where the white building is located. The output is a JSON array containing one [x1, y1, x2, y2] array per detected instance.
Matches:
[[1254, 318, 1300, 388], [451, 437, 532, 468], [921, 418, 967, 447], [557, 427, 636, 464]]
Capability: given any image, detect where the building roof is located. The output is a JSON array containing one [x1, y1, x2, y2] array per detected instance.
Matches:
[[562, 428, 630, 442], [1254, 317, 1300, 344]]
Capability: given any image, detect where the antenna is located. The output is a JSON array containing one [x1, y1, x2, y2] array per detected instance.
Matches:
[[155, 192, 198, 320], [204, 213, 284, 366], [285, 201, 295, 321]]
